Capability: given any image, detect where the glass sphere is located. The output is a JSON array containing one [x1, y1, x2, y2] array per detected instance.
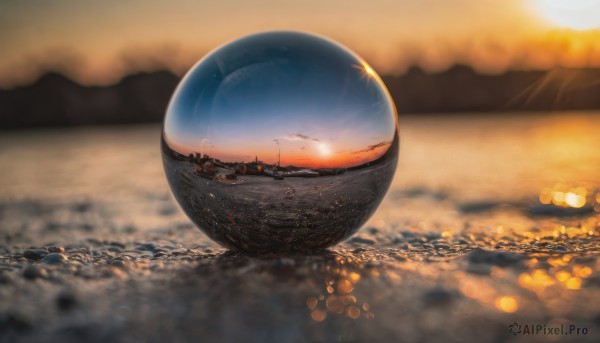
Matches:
[[162, 31, 399, 252]]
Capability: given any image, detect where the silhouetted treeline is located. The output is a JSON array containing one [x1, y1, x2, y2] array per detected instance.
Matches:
[[1, 65, 600, 129], [0, 71, 178, 129], [384, 65, 600, 114]]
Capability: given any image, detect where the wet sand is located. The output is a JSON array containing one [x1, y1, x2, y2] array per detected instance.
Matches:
[[1, 113, 600, 342]]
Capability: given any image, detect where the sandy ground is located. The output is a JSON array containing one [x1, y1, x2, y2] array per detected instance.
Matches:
[[1, 113, 600, 342]]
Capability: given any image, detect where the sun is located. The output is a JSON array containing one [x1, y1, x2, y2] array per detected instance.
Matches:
[[532, 0, 600, 30], [317, 143, 331, 157]]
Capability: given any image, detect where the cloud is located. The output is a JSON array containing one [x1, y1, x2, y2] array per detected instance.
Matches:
[[274, 133, 320, 143], [351, 141, 390, 154]]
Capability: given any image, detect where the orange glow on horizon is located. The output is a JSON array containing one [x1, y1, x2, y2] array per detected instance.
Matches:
[[164, 132, 392, 168]]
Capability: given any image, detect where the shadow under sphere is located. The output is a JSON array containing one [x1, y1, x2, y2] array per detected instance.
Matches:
[[162, 31, 399, 252]]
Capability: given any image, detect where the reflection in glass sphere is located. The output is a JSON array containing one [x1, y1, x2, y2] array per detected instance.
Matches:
[[162, 31, 399, 252]]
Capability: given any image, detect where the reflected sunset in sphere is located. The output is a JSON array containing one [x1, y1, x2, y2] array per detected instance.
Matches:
[[162, 31, 399, 252]]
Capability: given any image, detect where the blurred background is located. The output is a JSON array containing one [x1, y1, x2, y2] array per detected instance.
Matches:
[[1, 2, 600, 342], [1, 0, 600, 128], [1, 0, 600, 240]]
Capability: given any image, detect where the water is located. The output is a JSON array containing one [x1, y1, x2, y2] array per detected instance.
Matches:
[[1, 111, 599, 210]]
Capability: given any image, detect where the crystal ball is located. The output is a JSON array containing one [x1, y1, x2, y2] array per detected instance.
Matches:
[[162, 31, 399, 252]]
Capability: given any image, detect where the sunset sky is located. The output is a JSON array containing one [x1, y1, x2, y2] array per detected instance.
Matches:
[[2, 0, 600, 88]]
